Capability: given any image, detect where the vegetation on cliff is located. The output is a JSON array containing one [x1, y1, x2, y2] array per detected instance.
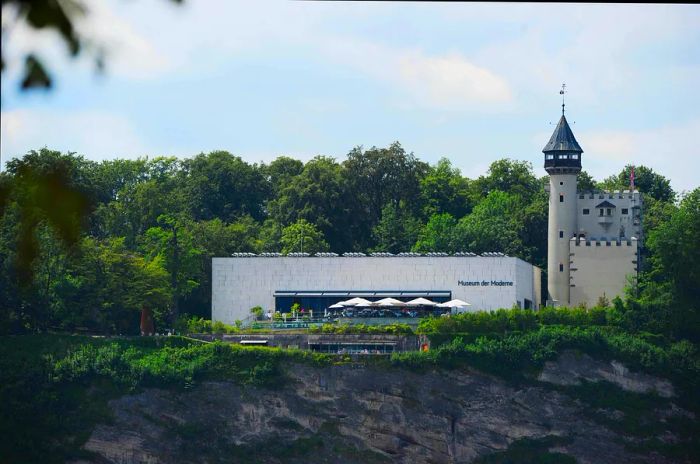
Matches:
[[0, 335, 331, 463]]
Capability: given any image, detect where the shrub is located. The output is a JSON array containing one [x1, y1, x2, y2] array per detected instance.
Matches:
[[309, 323, 414, 335]]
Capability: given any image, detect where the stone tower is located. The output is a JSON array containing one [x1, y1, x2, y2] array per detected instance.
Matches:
[[544, 104, 583, 306]]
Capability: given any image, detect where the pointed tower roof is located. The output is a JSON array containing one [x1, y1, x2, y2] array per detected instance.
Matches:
[[542, 115, 583, 153]]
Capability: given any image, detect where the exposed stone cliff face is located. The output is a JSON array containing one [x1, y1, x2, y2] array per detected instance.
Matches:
[[76, 351, 691, 464]]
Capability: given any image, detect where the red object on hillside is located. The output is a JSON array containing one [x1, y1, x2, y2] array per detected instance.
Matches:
[[140, 306, 155, 336]]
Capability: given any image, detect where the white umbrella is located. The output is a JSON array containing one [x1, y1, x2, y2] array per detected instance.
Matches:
[[437, 299, 471, 308], [405, 297, 437, 306], [328, 303, 345, 309], [373, 297, 404, 306], [339, 297, 372, 306]]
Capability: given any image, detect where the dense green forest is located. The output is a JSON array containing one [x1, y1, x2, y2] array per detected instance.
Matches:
[[0, 145, 697, 339]]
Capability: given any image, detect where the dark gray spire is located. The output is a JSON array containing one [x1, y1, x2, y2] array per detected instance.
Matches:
[[542, 115, 583, 153]]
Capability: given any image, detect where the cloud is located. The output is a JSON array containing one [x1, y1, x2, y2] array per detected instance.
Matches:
[[396, 51, 512, 109], [318, 37, 513, 111], [1, 109, 152, 166], [76, 0, 170, 79]]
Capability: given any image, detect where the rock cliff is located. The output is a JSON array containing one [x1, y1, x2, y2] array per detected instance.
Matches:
[[75, 351, 693, 464]]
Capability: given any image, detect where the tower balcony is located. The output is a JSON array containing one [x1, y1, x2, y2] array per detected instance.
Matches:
[[597, 216, 613, 225], [544, 155, 582, 175]]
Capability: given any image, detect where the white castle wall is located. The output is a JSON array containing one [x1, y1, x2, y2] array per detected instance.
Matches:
[[569, 238, 638, 307], [212, 256, 541, 324], [575, 190, 643, 241]]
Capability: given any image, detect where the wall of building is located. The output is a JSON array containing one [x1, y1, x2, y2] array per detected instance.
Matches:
[[569, 238, 638, 307], [212, 256, 541, 324], [575, 190, 643, 241]]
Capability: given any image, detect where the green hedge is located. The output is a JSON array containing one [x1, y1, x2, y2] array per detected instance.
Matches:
[[309, 323, 414, 335], [392, 326, 700, 393], [417, 306, 618, 335]]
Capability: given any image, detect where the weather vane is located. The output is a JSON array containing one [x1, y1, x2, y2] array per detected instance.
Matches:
[[560, 83, 566, 115]]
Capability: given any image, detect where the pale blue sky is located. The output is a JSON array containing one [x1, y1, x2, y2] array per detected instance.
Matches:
[[2, 1, 699, 192]]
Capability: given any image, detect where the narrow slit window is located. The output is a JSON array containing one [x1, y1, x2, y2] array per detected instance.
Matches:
[[559, 263, 564, 272], [559, 194, 564, 203], [559, 231, 564, 238]]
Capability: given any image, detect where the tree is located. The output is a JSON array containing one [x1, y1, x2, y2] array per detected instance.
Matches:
[[140, 215, 201, 325], [343, 142, 428, 249], [1, 149, 94, 282], [372, 203, 421, 254], [577, 170, 597, 192], [91, 157, 187, 247], [270, 156, 351, 251], [262, 156, 304, 196], [470, 159, 540, 204], [181, 217, 261, 318], [281, 219, 329, 254], [420, 158, 471, 219], [453, 191, 524, 256], [413, 213, 458, 253], [183, 151, 268, 222], [600, 165, 675, 203], [643, 188, 700, 339]]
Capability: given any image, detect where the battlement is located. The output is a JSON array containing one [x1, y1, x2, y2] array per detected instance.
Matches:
[[576, 190, 642, 200], [570, 237, 639, 247]]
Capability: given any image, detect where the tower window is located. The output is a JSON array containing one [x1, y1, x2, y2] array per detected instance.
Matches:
[[559, 263, 564, 272], [599, 208, 604, 216], [559, 230, 564, 238], [560, 181, 564, 185], [546, 154, 554, 160], [622, 208, 628, 215], [559, 194, 564, 203], [572, 154, 579, 159], [583, 208, 590, 215], [607, 208, 612, 216]]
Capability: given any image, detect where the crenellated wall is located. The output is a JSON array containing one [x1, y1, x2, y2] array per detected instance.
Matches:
[[569, 237, 638, 307], [575, 190, 643, 242]]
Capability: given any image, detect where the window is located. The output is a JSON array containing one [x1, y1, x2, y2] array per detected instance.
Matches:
[[545, 154, 554, 160], [559, 194, 564, 203], [607, 208, 612, 216], [559, 263, 564, 272], [559, 230, 564, 238], [560, 181, 564, 185], [572, 154, 579, 159], [583, 208, 590, 215], [621, 208, 628, 215], [599, 208, 604, 216]]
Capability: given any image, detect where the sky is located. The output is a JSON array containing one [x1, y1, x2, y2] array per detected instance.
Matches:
[[1, 1, 699, 193]]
